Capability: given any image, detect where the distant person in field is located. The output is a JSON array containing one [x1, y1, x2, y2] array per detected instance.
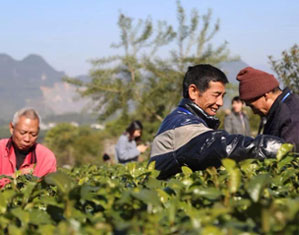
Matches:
[[224, 96, 251, 136], [237, 67, 299, 151], [115, 120, 148, 164], [0, 108, 56, 187], [149, 64, 285, 179]]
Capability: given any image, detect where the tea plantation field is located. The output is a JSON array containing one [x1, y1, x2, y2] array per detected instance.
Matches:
[[0, 144, 298, 234]]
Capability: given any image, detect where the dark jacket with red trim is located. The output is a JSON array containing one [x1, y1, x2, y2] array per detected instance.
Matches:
[[0, 138, 56, 187], [149, 98, 284, 179], [263, 88, 299, 151]]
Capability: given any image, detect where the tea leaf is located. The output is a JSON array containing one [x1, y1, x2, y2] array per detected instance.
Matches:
[[247, 174, 271, 202], [276, 143, 293, 161]]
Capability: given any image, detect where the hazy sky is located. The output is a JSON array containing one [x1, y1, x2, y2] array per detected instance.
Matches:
[[1, 0, 298, 76]]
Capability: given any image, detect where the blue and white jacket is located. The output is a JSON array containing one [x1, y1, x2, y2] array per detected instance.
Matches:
[[149, 98, 283, 179]]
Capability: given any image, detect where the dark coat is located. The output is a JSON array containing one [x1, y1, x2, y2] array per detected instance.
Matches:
[[149, 98, 283, 179], [263, 87, 299, 151]]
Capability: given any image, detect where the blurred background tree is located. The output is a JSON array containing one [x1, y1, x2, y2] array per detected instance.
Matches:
[[65, 13, 175, 123], [269, 44, 299, 94], [44, 123, 106, 166], [65, 0, 233, 139], [140, 1, 232, 123], [44, 123, 78, 166], [31, 1, 297, 167]]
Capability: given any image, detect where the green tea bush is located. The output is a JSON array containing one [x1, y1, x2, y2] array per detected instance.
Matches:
[[0, 145, 298, 234]]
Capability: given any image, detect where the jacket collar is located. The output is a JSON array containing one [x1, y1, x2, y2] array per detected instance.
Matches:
[[6, 137, 37, 164], [178, 98, 220, 129], [266, 87, 291, 120]]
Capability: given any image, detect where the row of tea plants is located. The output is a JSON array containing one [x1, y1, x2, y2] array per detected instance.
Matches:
[[0, 144, 298, 234]]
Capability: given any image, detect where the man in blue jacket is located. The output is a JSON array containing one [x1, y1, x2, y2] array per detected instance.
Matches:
[[237, 66, 299, 151], [149, 64, 284, 179]]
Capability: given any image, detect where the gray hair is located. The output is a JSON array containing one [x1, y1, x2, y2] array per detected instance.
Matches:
[[12, 107, 41, 126]]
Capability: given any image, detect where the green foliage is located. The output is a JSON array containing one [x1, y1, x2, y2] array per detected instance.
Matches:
[[245, 107, 261, 135], [224, 83, 239, 102], [269, 44, 299, 94], [216, 109, 227, 130], [64, 12, 175, 123], [104, 115, 160, 143], [139, 1, 232, 122], [0, 150, 298, 234], [44, 123, 104, 167], [103, 115, 131, 138], [42, 112, 98, 125], [0, 125, 10, 139], [65, 1, 232, 131]]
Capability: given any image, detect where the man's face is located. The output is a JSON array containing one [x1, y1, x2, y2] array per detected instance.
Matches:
[[192, 81, 226, 116], [245, 96, 266, 116], [232, 100, 243, 113], [10, 116, 39, 151]]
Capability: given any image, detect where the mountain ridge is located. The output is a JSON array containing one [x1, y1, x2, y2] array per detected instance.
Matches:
[[0, 53, 87, 121], [0, 53, 249, 121]]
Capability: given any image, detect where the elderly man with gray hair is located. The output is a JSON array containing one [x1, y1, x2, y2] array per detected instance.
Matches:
[[0, 107, 56, 187]]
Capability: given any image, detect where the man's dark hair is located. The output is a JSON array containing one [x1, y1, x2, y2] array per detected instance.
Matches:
[[232, 96, 243, 104], [183, 64, 228, 98]]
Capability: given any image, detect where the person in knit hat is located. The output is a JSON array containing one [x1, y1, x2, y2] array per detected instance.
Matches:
[[237, 66, 299, 151]]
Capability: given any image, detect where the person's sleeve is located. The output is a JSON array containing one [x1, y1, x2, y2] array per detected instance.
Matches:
[[33, 150, 57, 177], [223, 115, 232, 134], [222, 132, 283, 161], [190, 131, 284, 162], [176, 130, 285, 172], [153, 129, 286, 180], [280, 119, 299, 152], [43, 152, 56, 175], [0, 178, 12, 188], [48, 156, 57, 174], [115, 136, 140, 161], [0, 143, 13, 188]]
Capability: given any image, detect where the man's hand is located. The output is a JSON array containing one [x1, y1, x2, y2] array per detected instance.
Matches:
[[13, 167, 34, 178], [20, 167, 34, 175]]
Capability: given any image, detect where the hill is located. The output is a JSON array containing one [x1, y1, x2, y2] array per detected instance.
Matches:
[[0, 53, 249, 121], [0, 54, 87, 121]]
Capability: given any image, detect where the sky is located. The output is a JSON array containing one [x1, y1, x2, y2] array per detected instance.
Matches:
[[1, 0, 298, 76]]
